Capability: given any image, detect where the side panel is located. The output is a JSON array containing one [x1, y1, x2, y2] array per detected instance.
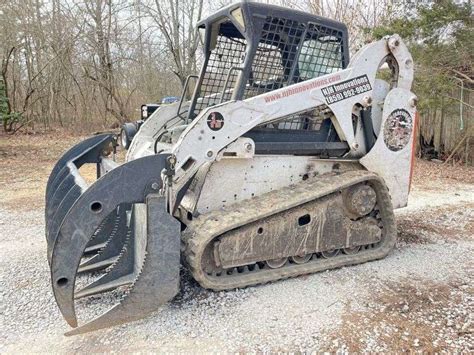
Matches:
[[360, 88, 417, 208], [184, 156, 361, 214]]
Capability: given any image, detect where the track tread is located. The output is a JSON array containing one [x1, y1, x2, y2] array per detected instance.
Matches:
[[183, 170, 396, 291]]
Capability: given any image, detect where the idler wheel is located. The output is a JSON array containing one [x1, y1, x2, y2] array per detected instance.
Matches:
[[343, 184, 377, 218]]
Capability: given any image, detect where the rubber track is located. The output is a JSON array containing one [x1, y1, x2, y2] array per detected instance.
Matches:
[[183, 170, 397, 291]]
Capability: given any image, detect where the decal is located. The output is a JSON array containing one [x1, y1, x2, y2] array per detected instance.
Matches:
[[207, 112, 224, 131], [383, 109, 413, 152], [263, 74, 341, 103], [321, 75, 372, 104]]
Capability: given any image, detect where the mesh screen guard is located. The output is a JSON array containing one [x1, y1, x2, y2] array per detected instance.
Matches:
[[192, 14, 346, 132]]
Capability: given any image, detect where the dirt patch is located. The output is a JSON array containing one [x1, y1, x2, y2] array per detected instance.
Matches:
[[0, 131, 84, 211], [324, 278, 473, 352], [321, 193, 474, 352], [397, 202, 474, 245], [0, 130, 124, 211], [412, 158, 474, 190]]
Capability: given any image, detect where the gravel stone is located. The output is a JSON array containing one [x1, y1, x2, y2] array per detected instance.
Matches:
[[0, 161, 473, 352]]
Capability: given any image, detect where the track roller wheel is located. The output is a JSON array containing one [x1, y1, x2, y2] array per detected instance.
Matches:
[[266, 257, 288, 269], [343, 246, 361, 255], [321, 249, 340, 258], [291, 254, 312, 264]]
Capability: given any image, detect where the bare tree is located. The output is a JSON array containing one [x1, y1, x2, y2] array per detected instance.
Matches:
[[306, 0, 395, 51], [0, 0, 401, 134], [147, 0, 204, 87]]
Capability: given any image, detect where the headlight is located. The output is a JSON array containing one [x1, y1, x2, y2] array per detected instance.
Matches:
[[141, 105, 148, 119]]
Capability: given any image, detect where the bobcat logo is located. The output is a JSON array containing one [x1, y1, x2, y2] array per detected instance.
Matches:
[[207, 112, 224, 131]]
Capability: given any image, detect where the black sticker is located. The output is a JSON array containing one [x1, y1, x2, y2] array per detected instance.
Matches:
[[383, 109, 413, 152], [207, 112, 224, 131], [321, 75, 372, 104]]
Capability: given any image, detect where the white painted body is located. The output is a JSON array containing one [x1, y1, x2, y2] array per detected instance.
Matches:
[[181, 156, 361, 214], [127, 35, 417, 214]]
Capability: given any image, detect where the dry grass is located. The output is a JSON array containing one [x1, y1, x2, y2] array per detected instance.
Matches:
[[0, 130, 119, 211], [412, 158, 474, 189], [0, 131, 83, 211]]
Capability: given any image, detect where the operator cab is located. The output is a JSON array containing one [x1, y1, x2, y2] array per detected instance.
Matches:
[[187, 2, 350, 156], [189, 2, 348, 116]]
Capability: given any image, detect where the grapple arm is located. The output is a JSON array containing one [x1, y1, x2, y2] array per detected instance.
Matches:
[[45, 135, 181, 334]]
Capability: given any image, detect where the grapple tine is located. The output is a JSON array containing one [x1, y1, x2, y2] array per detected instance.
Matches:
[[83, 217, 114, 254], [78, 206, 129, 273], [75, 216, 135, 299], [47, 164, 85, 213], [45, 167, 72, 231], [83, 242, 107, 255], [85, 211, 119, 250], [46, 134, 113, 198], [45, 134, 113, 214], [47, 182, 84, 263], [45, 134, 115, 259], [50, 154, 170, 328], [67, 195, 180, 335]]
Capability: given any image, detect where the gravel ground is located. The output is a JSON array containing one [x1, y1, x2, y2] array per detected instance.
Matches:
[[0, 134, 473, 352]]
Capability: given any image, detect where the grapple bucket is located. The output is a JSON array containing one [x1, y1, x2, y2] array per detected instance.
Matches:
[[45, 135, 181, 335]]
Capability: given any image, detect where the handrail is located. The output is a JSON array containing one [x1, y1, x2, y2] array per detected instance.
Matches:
[[177, 75, 199, 121], [219, 66, 243, 103]]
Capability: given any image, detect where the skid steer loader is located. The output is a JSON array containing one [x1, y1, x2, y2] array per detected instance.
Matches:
[[45, 2, 417, 335]]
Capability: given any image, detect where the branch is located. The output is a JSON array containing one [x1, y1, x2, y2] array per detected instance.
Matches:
[[450, 69, 474, 84], [443, 95, 474, 109], [11, 117, 38, 134], [1, 47, 16, 75]]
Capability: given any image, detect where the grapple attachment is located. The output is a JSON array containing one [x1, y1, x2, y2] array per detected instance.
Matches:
[[45, 135, 181, 335]]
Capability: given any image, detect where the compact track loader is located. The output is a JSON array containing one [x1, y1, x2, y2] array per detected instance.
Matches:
[[45, 2, 417, 335]]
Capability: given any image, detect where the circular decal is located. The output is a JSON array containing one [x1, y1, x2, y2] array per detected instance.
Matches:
[[383, 109, 413, 151], [207, 112, 224, 131]]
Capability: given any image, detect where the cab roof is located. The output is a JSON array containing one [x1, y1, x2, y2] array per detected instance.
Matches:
[[197, 1, 349, 41]]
